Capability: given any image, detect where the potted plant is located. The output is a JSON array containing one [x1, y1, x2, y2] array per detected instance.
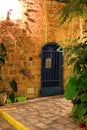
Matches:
[[79, 122, 85, 128], [64, 42, 87, 125], [0, 86, 7, 106], [0, 43, 7, 105], [0, 78, 18, 105]]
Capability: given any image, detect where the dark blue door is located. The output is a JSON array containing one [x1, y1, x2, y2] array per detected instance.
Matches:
[[40, 42, 64, 96]]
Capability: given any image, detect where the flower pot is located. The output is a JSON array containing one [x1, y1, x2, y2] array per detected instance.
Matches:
[[0, 92, 7, 106], [85, 126, 87, 130], [79, 122, 85, 128]]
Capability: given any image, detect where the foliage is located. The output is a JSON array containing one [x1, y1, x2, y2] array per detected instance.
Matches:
[[20, 68, 28, 73], [54, 0, 87, 124], [0, 79, 18, 103], [6, 96, 27, 103], [64, 43, 87, 124], [0, 43, 7, 97], [0, 43, 7, 63], [19, 68, 29, 77], [9, 79, 18, 103], [65, 43, 87, 74], [0, 43, 18, 104], [9, 79, 18, 92], [54, 0, 87, 27]]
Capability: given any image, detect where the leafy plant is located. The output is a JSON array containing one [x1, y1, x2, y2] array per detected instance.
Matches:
[[19, 68, 29, 77], [54, 0, 87, 125], [9, 79, 18, 92], [20, 68, 28, 73], [54, 0, 87, 27], [0, 43, 18, 104], [0, 43, 7, 63], [9, 79, 18, 103], [6, 96, 27, 103], [64, 43, 87, 124]]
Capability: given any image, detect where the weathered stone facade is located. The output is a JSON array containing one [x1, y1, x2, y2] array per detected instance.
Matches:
[[0, 0, 81, 98]]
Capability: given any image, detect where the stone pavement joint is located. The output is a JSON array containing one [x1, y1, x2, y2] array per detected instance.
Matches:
[[0, 95, 83, 130]]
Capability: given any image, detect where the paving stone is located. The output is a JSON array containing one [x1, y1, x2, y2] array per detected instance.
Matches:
[[35, 122, 49, 129], [0, 95, 82, 130], [0, 116, 16, 130]]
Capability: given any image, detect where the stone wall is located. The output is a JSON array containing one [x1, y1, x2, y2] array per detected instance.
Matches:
[[46, 1, 81, 44], [0, 0, 81, 98], [46, 0, 81, 86], [0, 0, 47, 98]]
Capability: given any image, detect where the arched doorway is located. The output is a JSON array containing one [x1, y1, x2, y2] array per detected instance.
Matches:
[[40, 42, 64, 96]]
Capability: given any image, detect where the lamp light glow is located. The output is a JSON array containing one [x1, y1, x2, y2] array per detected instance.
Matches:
[[0, 0, 23, 20]]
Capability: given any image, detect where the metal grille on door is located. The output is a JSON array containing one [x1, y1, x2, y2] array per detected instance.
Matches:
[[40, 42, 64, 96]]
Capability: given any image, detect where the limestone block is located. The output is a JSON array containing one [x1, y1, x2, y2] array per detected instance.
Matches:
[[27, 88, 34, 94]]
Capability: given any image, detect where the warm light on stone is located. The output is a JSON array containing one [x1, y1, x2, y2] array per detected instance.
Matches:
[[0, 0, 23, 20], [0, 0, 81, 98]]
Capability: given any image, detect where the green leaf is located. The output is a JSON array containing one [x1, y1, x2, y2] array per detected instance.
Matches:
[[81, 93, 87, 102], [9, 91, 15, 103], [0, 43, 7, 53], [68, 57, 76, 65], [71, 104, 78, 116], [77, 103, 87, 117], [64, 77, 79, 100], [9, 79, 18, 92], [84, 116, 87, 125], [66, 77, 79, 89], [64, 89, 78, 100]]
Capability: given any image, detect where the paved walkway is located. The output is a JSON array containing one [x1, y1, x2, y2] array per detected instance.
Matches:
[[0, 95, 84, 130], [0, 116, 16, 130]]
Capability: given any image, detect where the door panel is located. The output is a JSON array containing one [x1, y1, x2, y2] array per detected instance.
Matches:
[[40, 42, 64, 96]]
